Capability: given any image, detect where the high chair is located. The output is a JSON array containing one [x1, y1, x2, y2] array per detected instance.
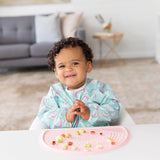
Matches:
[[29, 107, 135, 130], [109, 107, 135, 126]]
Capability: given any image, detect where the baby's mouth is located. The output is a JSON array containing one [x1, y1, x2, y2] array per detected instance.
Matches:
[[65, 74, 76, 78]]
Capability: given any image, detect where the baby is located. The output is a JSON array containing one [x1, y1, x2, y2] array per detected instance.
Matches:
[[35, 37, 122, 129]]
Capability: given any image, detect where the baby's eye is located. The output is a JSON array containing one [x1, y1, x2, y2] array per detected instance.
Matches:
[[59, 65, 65, 69], [72, 62, 79, 66]]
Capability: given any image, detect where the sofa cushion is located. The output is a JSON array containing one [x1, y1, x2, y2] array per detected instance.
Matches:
[[0, 16, 35, 44], [60, 12, 83, 38], [0, 57, 48, 68], [30, 42, 54, 57], [35, 13, 62, 43], [0, 44, 30, 60]]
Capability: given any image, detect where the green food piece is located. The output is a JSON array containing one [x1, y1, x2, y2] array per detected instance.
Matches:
[[66, 133, 71, 138], [79, 129, 86, 133], [62, 145, 68, 150], [57, 138, 63, 143], [84, 143, 91, 148], [74, 131, 80, 135]]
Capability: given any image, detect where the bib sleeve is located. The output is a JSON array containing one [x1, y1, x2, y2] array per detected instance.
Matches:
[[38, 86, 71, 128], [86, 81, 122, 126]]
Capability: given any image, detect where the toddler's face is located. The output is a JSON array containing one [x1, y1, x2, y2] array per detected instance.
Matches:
[[54, 46, 92, 90]]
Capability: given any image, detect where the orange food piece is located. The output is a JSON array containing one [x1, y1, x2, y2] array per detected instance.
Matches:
[[90, 131, 95, 134], [107, 138, 114, 142], [111, 141, 115, 145], [68, 142, 73, 146], [61, 134, 65, 138]]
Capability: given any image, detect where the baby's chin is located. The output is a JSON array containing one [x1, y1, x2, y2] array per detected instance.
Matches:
[[67, 83, 85, 90], [66, 85, 78, 90], [64, 78, 86, 90]]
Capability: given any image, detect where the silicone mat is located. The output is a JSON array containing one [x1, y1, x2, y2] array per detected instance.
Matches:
[[41, 126, 130, 155]]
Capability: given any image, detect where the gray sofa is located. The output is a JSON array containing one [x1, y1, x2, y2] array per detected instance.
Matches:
[[0, 15, 85, 68]]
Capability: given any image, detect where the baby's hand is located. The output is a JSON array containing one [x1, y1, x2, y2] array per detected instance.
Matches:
[[74, 99, 90, 120], [65, 102, 81, 123]]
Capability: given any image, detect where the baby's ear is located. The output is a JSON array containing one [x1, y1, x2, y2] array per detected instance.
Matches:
[[54, 69, 58, 78], [87, 61, 92, 73]]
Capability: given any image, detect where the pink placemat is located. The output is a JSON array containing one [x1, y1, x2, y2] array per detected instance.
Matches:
[[41, 126, 130, 155]]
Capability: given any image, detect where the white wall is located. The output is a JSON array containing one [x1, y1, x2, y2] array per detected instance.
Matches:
[[0, 0, 160, 60]]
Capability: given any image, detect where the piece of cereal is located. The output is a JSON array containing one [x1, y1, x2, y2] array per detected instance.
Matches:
[[68, 141, 73, 146], [71, 146, 77, 150], [96, 144, 103, 149], [90, 131, 95, 134], [55, 135, 64, 140], [57, 138, 63, 143], [107, 138, 115, 145], [84, 143, 91, 148], [52, 141, 56, 145], [79, 129, 86, 133], [62, 145, 68, 150], [74, 131, 80, 135], [55, 135, 63, 143], [66, 133, 71, 138], [107, 138, 114, 142], [61, 134, 65, 138], [85, 148, 91, 152], [111, 141, 115, 145]]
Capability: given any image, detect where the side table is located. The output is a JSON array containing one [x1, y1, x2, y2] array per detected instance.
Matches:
[[93, 32, 124, 63]]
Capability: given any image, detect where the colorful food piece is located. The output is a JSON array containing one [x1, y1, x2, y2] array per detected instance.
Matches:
[[66, 133, 71, 138], [71, 146, 77, 150], [52, 141, 56, 145], [85, 148, 91, 152], [107, 138, 114, 142], [84, 143, 91, 148], [55, 135, 64, 140], [68, 141, 73, 146], [107, 138, 115, 145], [96, 144, 103, 149], [57, 138, 63, 143], [55, 135, 64, 143], [62, 145, 68, 150], [90, 131, 95, 134], [61, 134, 65, 138], [111, 141, 115, 145], [79, 129, 86, 133], [99, 132, 103, 135], [74, 131, 80, 135]]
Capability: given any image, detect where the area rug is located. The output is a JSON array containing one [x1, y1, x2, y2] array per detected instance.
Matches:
[[0, 58, 160, 131]]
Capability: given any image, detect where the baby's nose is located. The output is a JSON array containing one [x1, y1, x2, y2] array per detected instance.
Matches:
[[65, 65, 73, 71]]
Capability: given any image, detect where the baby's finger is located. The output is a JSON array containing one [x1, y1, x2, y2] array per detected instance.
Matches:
[[69, 104, 78, 112], [75, 100, 85, 108], [72, 103, 81, 112], [75, 99, 84, 105]]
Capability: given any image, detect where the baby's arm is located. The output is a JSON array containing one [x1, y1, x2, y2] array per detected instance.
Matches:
[[38, 87, 71, 128], [86, 83, 122, 126]]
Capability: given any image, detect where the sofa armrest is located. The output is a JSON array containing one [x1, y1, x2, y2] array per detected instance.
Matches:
[[75, 27, 86, 41]]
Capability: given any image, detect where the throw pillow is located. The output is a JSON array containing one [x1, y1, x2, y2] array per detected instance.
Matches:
[[60, 12, 83, 38], [35, 13, 62, 43]]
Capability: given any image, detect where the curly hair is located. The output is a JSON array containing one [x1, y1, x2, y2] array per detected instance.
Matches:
[[48, 37, 93, 72]]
